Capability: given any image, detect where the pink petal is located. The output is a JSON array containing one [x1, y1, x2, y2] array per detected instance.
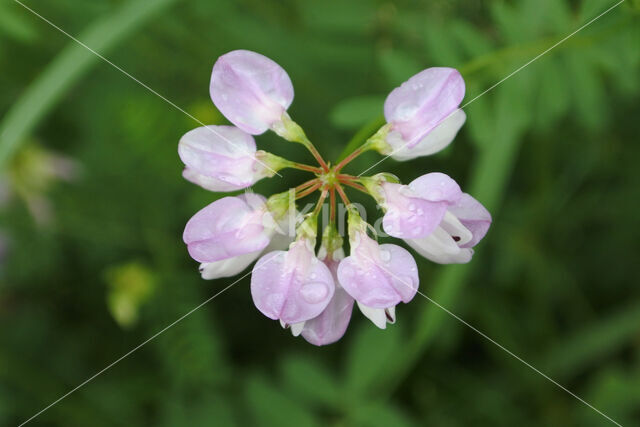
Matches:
[[409, 172, 462, 204], [381, 183, 448, 239], [251, 242, 335, 324], [300, 285, 354, 346], [387, 109, 466, 161], [183, 196, 270, 262], [210, 50, 294, 135], [448, 193, 491, 248], [384, 68, 465, 146], [182, 167, 250, 192], [338, 236, 419, 308], [178, 126, 258, 189]]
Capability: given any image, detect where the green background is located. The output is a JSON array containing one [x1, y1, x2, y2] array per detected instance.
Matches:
[[1, 0, 639, 425]]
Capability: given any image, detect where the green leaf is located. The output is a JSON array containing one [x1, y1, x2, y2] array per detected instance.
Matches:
[[423, 22, 463, 66], [329, 95, 385, 130], [280, 355, 341, 408], [0, 2, 39, 42], [377, 49, 423, 87], [0, 0, 179, 169], [542, 302, 640, 379], [344, 324, 401, 397], [349, 401, 416, 427], [245, 376, 319, 427]]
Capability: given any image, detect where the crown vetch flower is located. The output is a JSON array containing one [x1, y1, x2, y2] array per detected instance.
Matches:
[[337, 209, 419, 329], [295, 226, 355, 345], [180, 50, 492, 345], [371, 68, 466, 161], [405, 192, 491, 264], [366, 172, 490, 264], [251, 233, 335, 325], [198, 211, 296, 280], [179, 125, 284, 192], [210, 50, 294, 135], [183, 193, 276, 263]]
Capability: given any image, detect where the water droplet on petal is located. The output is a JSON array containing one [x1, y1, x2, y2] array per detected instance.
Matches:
[[412, 226, 423, 236], [310, 272, 317, 279], [408, 203, 416, 211], [379, 250, 391, 262], [300, 282, 329, 304], [416, 208, 424, 215]]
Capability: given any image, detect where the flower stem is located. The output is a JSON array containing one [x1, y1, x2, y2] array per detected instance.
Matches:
[[289, 162, 323, 174], [312, 188, 328, 216], [294, 178, 320, 193], [329, 187, 336, 224], [335, 183, 350, 206], [341, 180, 368, 194], [295, 181, 321, 199], [337, 173, 359, 182], [334, 144, 369, 172], [302, 140, 330, 172]]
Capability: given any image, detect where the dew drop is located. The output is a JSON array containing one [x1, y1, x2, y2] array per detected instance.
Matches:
[[412, 226, 423, 236], [379, 250, 391, 262], [300, 282, 329, 303], [408, 203, 416, 211]]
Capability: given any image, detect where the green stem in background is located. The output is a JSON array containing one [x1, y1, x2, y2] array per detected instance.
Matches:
[[274, 113, 330, 171], [335, 14, 635, 169], [0, 0, 179, 170], [371, 92, 529, 398], [337, 116, 386, 162]]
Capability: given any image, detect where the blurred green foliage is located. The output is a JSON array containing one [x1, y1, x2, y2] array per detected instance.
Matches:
[[1, 0, 639, 425]]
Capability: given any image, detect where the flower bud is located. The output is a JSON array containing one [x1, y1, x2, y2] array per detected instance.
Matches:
[[251, 239, 335, 324], [381, 67, 466, 161], [179, 125, 277, 191], [210, 50, 294, 135], [183, 193, 273, 263]]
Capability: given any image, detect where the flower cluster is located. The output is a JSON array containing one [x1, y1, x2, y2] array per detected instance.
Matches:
[[180, 50, 491, 345]]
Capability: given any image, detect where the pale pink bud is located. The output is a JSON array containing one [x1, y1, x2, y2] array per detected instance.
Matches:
[[179, 125, 271, 191], [251, 239, 335, 325], [210, 50, 294, 135], [384, 68, 466, 161]]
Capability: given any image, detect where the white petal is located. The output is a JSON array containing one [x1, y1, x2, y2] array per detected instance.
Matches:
[[358, 302, 388, 329], [390, 109, 466, 161], [406, 227, 473, 264], [199, 250, 261, 279], [183, 168, 246, 192], [440, 211, 473, 246], [290, 321, 305, 337]]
